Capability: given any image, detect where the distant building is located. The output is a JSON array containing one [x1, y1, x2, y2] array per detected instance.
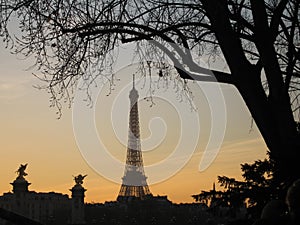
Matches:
[[0, 165, 86, 225], [84, 199, 209, 225]]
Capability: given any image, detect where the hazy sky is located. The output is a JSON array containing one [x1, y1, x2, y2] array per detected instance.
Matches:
[[0, 41, 267, 203]]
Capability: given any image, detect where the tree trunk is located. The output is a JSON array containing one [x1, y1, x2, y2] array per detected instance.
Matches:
[[202, 0, 300, 193], [236, 66, 300, 190]]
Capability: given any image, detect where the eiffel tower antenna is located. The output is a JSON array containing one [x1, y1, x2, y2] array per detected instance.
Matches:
[[133, 74, 135, 89], [117, 75, 152, 201]]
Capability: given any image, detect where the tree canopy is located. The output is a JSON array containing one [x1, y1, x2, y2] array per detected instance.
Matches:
[[1, 1, 300, 187], [192, 154, 277, 219]]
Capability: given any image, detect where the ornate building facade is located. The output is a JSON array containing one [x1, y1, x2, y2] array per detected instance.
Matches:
[[0, 164, 86, 225]]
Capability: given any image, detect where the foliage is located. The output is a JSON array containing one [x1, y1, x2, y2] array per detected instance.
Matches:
[[0, 1, 299, 114], [193, 154, 276, 217]]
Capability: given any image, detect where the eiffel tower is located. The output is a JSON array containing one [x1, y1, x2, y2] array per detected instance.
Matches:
[[117, 75, 152, 202]]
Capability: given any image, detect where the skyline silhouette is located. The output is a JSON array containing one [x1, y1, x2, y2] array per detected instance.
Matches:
[[0, 42, 267, 204]]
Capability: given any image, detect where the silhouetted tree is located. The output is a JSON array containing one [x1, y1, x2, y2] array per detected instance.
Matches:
[[193, 153, 276, 218], [0, 1, 299, 187]]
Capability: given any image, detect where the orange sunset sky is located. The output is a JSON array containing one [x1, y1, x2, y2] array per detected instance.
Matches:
[[0, 41, 267, 204]]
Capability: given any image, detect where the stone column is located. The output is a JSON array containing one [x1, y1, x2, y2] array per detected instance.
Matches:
[[70, 175, 86, 224], [10, 164, 31, 217]]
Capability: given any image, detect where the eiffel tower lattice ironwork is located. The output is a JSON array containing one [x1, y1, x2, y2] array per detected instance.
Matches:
[[117, 75, 152, 201]]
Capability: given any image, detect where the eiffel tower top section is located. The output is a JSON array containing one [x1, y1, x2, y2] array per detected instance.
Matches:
[[129, 74, 138, 106], [127, 74, 141, 153]]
